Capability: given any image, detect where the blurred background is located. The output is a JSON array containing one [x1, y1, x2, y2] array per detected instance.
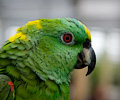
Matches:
[[0, 0, 120, 100]]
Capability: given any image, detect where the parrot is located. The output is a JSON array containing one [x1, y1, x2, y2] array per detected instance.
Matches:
[[0, 18, 96, 100]]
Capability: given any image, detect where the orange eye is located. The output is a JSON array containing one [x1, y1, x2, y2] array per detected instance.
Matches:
[[63, 34, 72, 43], [61, 32, 74, 45]]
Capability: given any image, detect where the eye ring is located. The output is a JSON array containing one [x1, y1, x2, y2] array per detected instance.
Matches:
[[61, 32, 74, 45], [63, 34, 72, 43]]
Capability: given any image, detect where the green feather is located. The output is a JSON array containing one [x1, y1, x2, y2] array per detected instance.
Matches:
[[45, 79, 59, 92], [0, 18, 91, 100], [6, 65, 20, 78], [20, 75, 37, 86], [17, 44, 25, 50], [15, 50, 28, 56], [0, 59, 11, 66], [16, 84, 30, 99], [9, 43, 18, 48], [0, 53, 8, 58], [2, 44, 11, 50], [14, 39, 20, 43], [7, 49, 19, 55]]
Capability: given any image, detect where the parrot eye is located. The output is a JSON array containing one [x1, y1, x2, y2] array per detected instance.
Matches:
[[61, 32, 74, 45]]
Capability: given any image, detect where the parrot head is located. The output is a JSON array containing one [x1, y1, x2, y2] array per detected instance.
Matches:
[[9, 18, 96, 84]]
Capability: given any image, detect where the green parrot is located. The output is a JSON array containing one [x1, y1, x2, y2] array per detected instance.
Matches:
[[0, 18, 96, 100]]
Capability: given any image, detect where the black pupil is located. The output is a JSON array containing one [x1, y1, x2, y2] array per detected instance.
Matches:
[[64, 34, 72, 42], [66, 36, 70, 40]]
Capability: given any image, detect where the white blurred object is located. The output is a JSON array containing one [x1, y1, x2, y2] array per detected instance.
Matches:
[[90, 27, 120, 64], [90, 28, 106, 59], [5, 26, 20, 40], [106, 29, 120, 63]]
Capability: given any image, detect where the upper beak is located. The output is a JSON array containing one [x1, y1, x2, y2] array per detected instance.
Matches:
[[74, 40, 96, 76]]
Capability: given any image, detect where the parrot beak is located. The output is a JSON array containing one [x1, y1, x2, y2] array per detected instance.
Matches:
[[74, 40, 96, 76]]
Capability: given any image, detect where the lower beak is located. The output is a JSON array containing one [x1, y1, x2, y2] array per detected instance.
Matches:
[[74, 47, 96, 76]]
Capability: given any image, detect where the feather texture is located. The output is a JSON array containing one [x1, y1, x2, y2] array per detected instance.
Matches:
[[0, 18, 91, 100]]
